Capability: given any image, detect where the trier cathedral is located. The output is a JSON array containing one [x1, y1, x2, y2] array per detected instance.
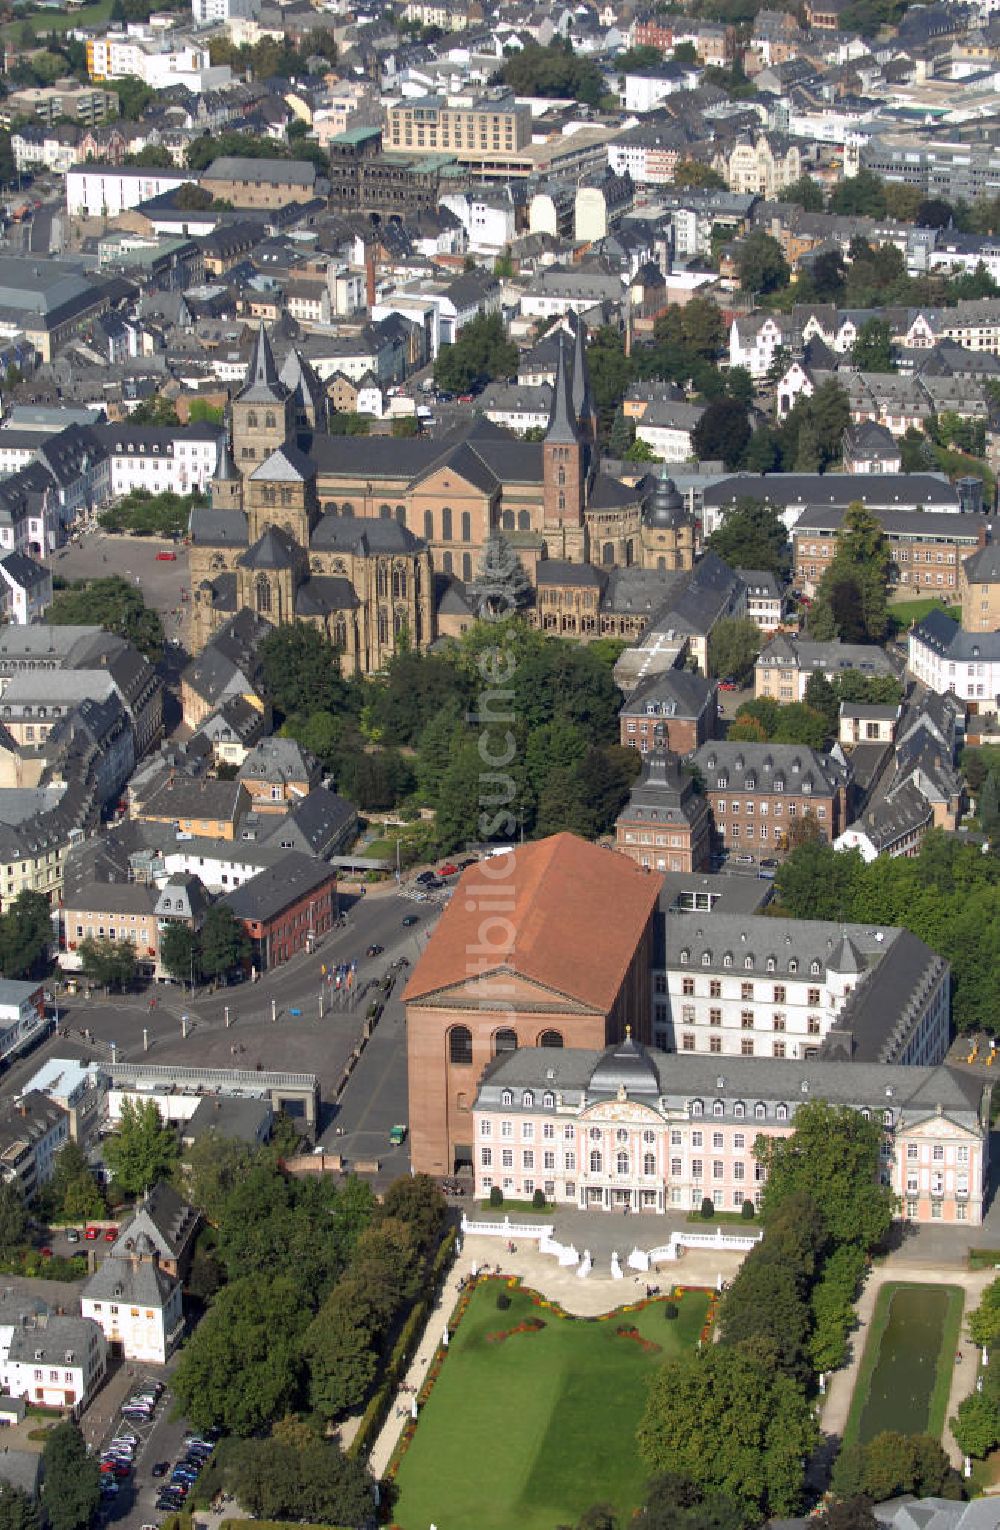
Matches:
[[188, 319, 695, 673]]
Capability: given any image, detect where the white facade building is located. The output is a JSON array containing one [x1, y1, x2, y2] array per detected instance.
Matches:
[[1, 1312, 107, 1414], [66, 165, 195, 218], [635, 400, 705, 463], [908, 611, 1000, 706], [0, 981, 47, 1064], [653, 913, 950, 1066], [82, 1249, 183, 1365], [101, 425, 222, 496]]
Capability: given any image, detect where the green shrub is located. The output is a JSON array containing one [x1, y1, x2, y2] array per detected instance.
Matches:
[[741, 1198, 756, 1219], [700, 1197, 714, 1220], [531, 1188, 545, 1210], [664, 1301, 678, 1320], [497, 1291, 511, 1311], [489, 1185, 503, 1208]]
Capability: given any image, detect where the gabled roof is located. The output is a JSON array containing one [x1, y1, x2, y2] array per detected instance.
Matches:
[[249, 442, 315, 483], [402, 833, 661, 1013]]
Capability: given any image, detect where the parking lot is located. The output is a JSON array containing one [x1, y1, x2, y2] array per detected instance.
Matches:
[[89, 1367, 211, 1530]]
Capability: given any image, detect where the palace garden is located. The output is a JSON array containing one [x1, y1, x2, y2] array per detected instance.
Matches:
[[390, 1280, 710, 1530]]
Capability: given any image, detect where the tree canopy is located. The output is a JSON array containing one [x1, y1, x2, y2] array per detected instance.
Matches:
[[638, 1344, 817, 1522], [755, 1099, 896, 1253], [48, 577, 164, 663], [42, 1423, 101, 1530], [104, 1098, 179, 1197], [706, 498, 788, 576], [434, 311, 519, 395], [0, 890, 52, 979], [501, 40, 609, 107]]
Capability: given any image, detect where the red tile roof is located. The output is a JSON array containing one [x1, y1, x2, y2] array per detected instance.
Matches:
[[402, 833, 661, 1013]]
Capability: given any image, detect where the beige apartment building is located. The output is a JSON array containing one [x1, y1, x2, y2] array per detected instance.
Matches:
[[386, 90, 531, 171], [961, 544, 1000, 631], [62, 883, 160, 972]]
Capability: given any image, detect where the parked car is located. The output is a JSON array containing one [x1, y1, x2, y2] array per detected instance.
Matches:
[[366, 944, 384, 958], [402, 914, 419, 927], [438, 862, 458, 877], [151, 1463, 170, 1479], [155, 550, 177, 561], [84, 1226, 99, 1240], [104, 1227, 118, 1241], [415, 870, 436, 884], [718, 679, 738, 692], [65, 1229, 80, 1243]]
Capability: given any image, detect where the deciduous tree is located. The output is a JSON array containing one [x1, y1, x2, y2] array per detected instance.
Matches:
[[104, 1097, 178, 1196], [42, 1422, 101, 1530], [755, 1099, 896, 1253], [172, 1275, 308, 1434]]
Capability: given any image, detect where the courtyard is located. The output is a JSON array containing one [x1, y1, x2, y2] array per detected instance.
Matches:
[[389, 1278, 710, 1530], [842, 1280, 965, 1449]]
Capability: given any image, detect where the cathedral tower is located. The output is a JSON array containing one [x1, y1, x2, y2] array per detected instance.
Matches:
[[543, 333, 587, 562], [232, 323, 294, 473]]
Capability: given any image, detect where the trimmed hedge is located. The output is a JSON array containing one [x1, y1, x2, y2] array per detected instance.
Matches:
[[348, 1226, 458, 1462]]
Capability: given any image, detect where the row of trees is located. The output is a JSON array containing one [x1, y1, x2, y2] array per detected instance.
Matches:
[[775, 831, 1000, 1033], [637, 1101, 897, 1525], [98, 488, 204, 539], [171, 1125, 447, 1450], [259, 619, 640, 847], [951, 1277, 1000, 1459]]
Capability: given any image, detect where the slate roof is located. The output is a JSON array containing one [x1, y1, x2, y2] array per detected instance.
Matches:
[[83, 1254, 177, 1308], [237, 525, 300, 571], [110, 1181, 198, 1263], [189, 508, 248, 547], [222, 849, 336, 922], [692, 740, 849, 796], [619, 668, 716, 719]]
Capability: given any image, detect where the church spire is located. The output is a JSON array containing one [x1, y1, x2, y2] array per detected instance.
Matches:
[[215, 432, 237, 483], [237, 321, 288, 404], [545, 331, 581, 446], [570, 315, 596, 442]]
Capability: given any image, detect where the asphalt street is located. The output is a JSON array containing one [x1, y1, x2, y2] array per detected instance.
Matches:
[[1, 887, 439, 1158]]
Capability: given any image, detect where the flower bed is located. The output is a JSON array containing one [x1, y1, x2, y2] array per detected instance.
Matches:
[[485, 1318, 546, 1343]]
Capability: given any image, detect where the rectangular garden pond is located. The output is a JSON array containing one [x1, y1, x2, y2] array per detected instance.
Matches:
[[848, 1282, 964, 1446], [389, 1279, 711, 1530]]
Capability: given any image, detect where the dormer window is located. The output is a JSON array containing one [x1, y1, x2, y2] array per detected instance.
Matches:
[[774, 777, 784, 793], [691, 1099, 703, 1117], [882, 1109, 893, 1127], [523, 1090, 533, 1108], [734, 1101, 745, 1119], [713, 1100, 724, 1117], [717, 774, 728, 788], [723, 953, 733, 968], [810, 960, 821, 976], [789, 959, 798, 974], [802, 779, 812, 794], [766, 957, 775, 972], [776, 1103, 788, 1122], [702, 952, 712, 966], [543, 1091, 554, 1109], [501, 1090, 512, 1106], [680, 949, 690, 965], [745, 774, 756, 790], [744, 955, 753, 970], [754, 1102, 766, 1120]]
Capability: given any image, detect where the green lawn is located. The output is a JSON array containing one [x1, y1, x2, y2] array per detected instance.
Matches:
[[391, 1280, 709, 1530], [5, 0, 113, 38], [887, 597, 961, 631], [842, 1281, 964, 1448]]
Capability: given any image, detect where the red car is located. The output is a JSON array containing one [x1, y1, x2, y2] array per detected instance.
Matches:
[[104, 1227, 118, 1242], [40, 1247, 53, 1258], [85, 1226, 99, 1240], [438, 863, 458, 877], [155, 550, 177, 561], [718, 680, 738, 692]]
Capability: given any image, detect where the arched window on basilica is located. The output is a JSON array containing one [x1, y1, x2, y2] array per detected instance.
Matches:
[[518, 510, 530, 531], [442, 507, 453, 540], [424, 510, 434, 540], [265, 411, 276, 430], [247, 410, 258, 428], [333, 615, 347, 648], [503, 510, 514, 530], [378, 608, 389, 645], [394, 608, 407, 635], [602, 543, 614, 565], [461, 511, 471, 542], [377, 564, 389, 599], [392, 566, 407, 599], [462, 553, 472, 581], [255, 575, 272, 615]]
